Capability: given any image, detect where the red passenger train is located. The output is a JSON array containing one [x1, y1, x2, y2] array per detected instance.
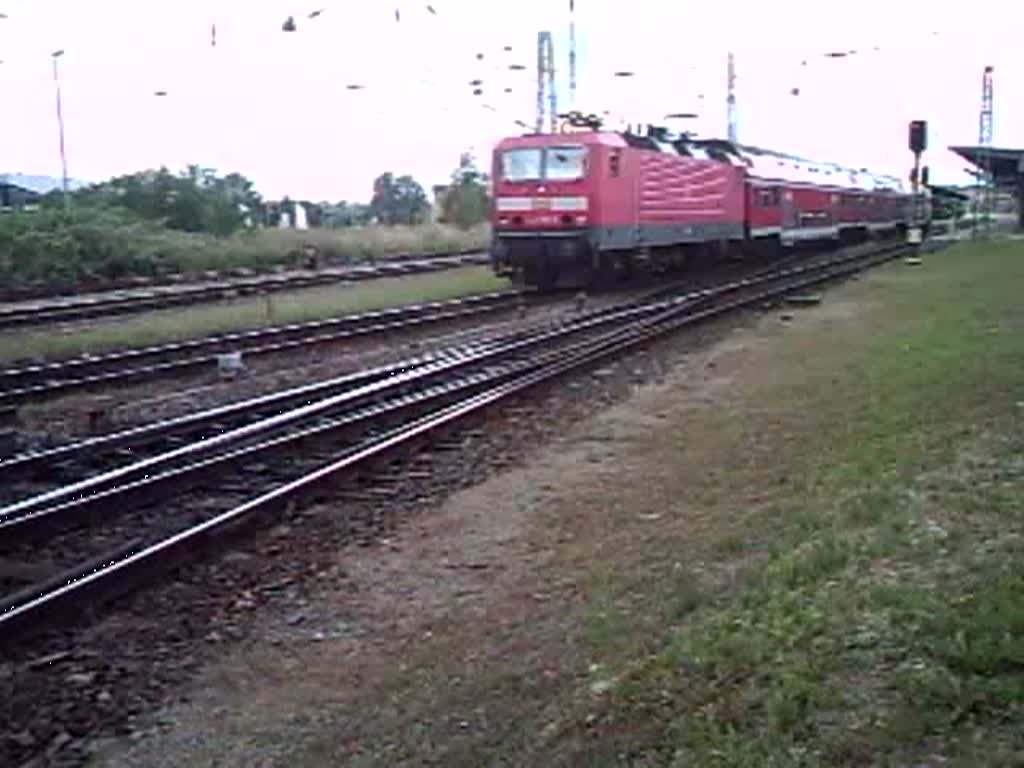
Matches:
[[489, 124, 912, 288]]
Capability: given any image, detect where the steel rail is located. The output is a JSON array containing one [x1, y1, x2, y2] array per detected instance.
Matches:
[[0, 343, 491, 481], [0, 245, 871, 407], [0, 277, 703, 483], [0, 290, 527, 406], [0, 242, 920, 644], [0, 243, 908, 494], [0, 291, 690, 512], [0, 291, 720, 541], [0, 252, 488, 329]]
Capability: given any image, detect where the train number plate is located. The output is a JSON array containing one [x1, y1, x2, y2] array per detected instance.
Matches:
[[533, 197, 552, 210]]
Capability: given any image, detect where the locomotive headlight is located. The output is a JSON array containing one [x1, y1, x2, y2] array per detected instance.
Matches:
[[575, 215, 587, 225]]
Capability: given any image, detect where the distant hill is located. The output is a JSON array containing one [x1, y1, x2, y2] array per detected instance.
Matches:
[[0, 172, 89, 194]]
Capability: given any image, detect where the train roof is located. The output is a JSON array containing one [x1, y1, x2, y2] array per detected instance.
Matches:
[[494, 131, 905, 193], [727, 142, 905, 193], [494, 131, 626, 150]]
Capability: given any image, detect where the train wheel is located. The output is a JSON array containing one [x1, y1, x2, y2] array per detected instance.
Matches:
[[525, 263, 559, 292], [673, 246, 692, 273], [619, 253, 636, 283]]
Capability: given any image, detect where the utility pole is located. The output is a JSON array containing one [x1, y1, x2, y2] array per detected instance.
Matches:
[[974, 65, 994, 238], [51, 49, 70, 210], [568, 0, 576, 110], [727, 51, 738, 143], [536, 30, 556, 133]]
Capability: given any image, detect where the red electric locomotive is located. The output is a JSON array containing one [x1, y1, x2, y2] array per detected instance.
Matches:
[[489, 121, 911, 288]]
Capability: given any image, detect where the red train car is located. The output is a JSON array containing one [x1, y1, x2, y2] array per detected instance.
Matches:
[[489, 126, 911, 288]]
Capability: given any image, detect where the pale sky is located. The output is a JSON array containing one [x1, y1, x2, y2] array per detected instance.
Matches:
[[2, 0, 1022, 201]]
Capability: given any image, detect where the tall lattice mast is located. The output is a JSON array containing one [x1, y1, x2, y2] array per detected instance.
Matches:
[[568, 0, 577, 109], [536, 31, 557, 133], [976, 65, 994, 234], [727, 52, 738, 143]]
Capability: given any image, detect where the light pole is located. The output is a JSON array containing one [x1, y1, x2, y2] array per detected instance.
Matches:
[[153, 91, 170, 171], [51, 49, 69, 209]]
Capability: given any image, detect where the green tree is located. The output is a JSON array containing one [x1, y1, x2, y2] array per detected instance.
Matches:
[[300, 200, 324, 228], [370, 172, 430, 225], [319, 201, 370, 228], [440, 152, 490, 229], [67, 166, 263, 236]]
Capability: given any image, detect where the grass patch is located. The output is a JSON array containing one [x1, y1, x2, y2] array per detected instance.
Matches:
[[1, 266, 508, 362], [248, 224, 488, 266], [0, 205, 488, 290], [567, 239, 1024, 765]]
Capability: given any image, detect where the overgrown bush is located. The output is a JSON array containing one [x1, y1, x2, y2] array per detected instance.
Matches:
[[255, 224, 489, 264], [0, 207, 489, 290]]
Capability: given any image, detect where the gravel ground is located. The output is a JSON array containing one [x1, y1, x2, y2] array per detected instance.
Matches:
[[0, 290, 750, 767]]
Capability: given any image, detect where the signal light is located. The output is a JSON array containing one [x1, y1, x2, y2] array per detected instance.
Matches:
[[909, 120, 927, 153]]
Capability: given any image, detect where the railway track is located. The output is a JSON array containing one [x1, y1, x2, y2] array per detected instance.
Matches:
[[0, 251, 488, 329], [0, 244, 858, 408], [0, 279, 702, 497], [0, 248, 851, 486], [0, 240, 920, 645], [0, 289, 529, 407]]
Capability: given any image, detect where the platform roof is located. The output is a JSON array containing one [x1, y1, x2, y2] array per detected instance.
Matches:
[[927, 184, 970, 202], [949, 146, 1024, 183]]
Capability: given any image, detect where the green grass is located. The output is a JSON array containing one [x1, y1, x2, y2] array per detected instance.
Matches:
[[143, 223, 490, 277], [570, 239, 1024, 766], [0, 205, 488, 288], [1, 266, 508, 362], [246, 224, 489, 266]]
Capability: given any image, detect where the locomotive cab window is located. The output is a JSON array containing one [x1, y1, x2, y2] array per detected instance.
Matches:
[[609, 150, 622, 177], [500, 146, 588, 182], [501, 148, 544, 182], [546, 146, 588, 181]]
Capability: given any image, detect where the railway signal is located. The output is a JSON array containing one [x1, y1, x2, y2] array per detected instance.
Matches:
[[908, 120, 927, 153], [907, 120, 928, 245]]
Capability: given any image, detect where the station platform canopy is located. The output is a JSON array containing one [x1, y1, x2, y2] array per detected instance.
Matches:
[[949, 146, 1024, 186], [927, 184, 970, 202]]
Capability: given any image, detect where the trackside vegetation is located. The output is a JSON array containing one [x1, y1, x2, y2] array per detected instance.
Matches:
[[0, 207, 487, 288], [0, 158, 491, 290], [568, 239, 1024, 765]]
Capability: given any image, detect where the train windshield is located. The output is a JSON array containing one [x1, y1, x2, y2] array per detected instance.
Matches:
[[501, 148, 544, 182], [545, 146, 588, 180], [501, 146, 588, 182]]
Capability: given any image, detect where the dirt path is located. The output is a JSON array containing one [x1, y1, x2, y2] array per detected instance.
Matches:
[[92, 263, 896, 767]]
